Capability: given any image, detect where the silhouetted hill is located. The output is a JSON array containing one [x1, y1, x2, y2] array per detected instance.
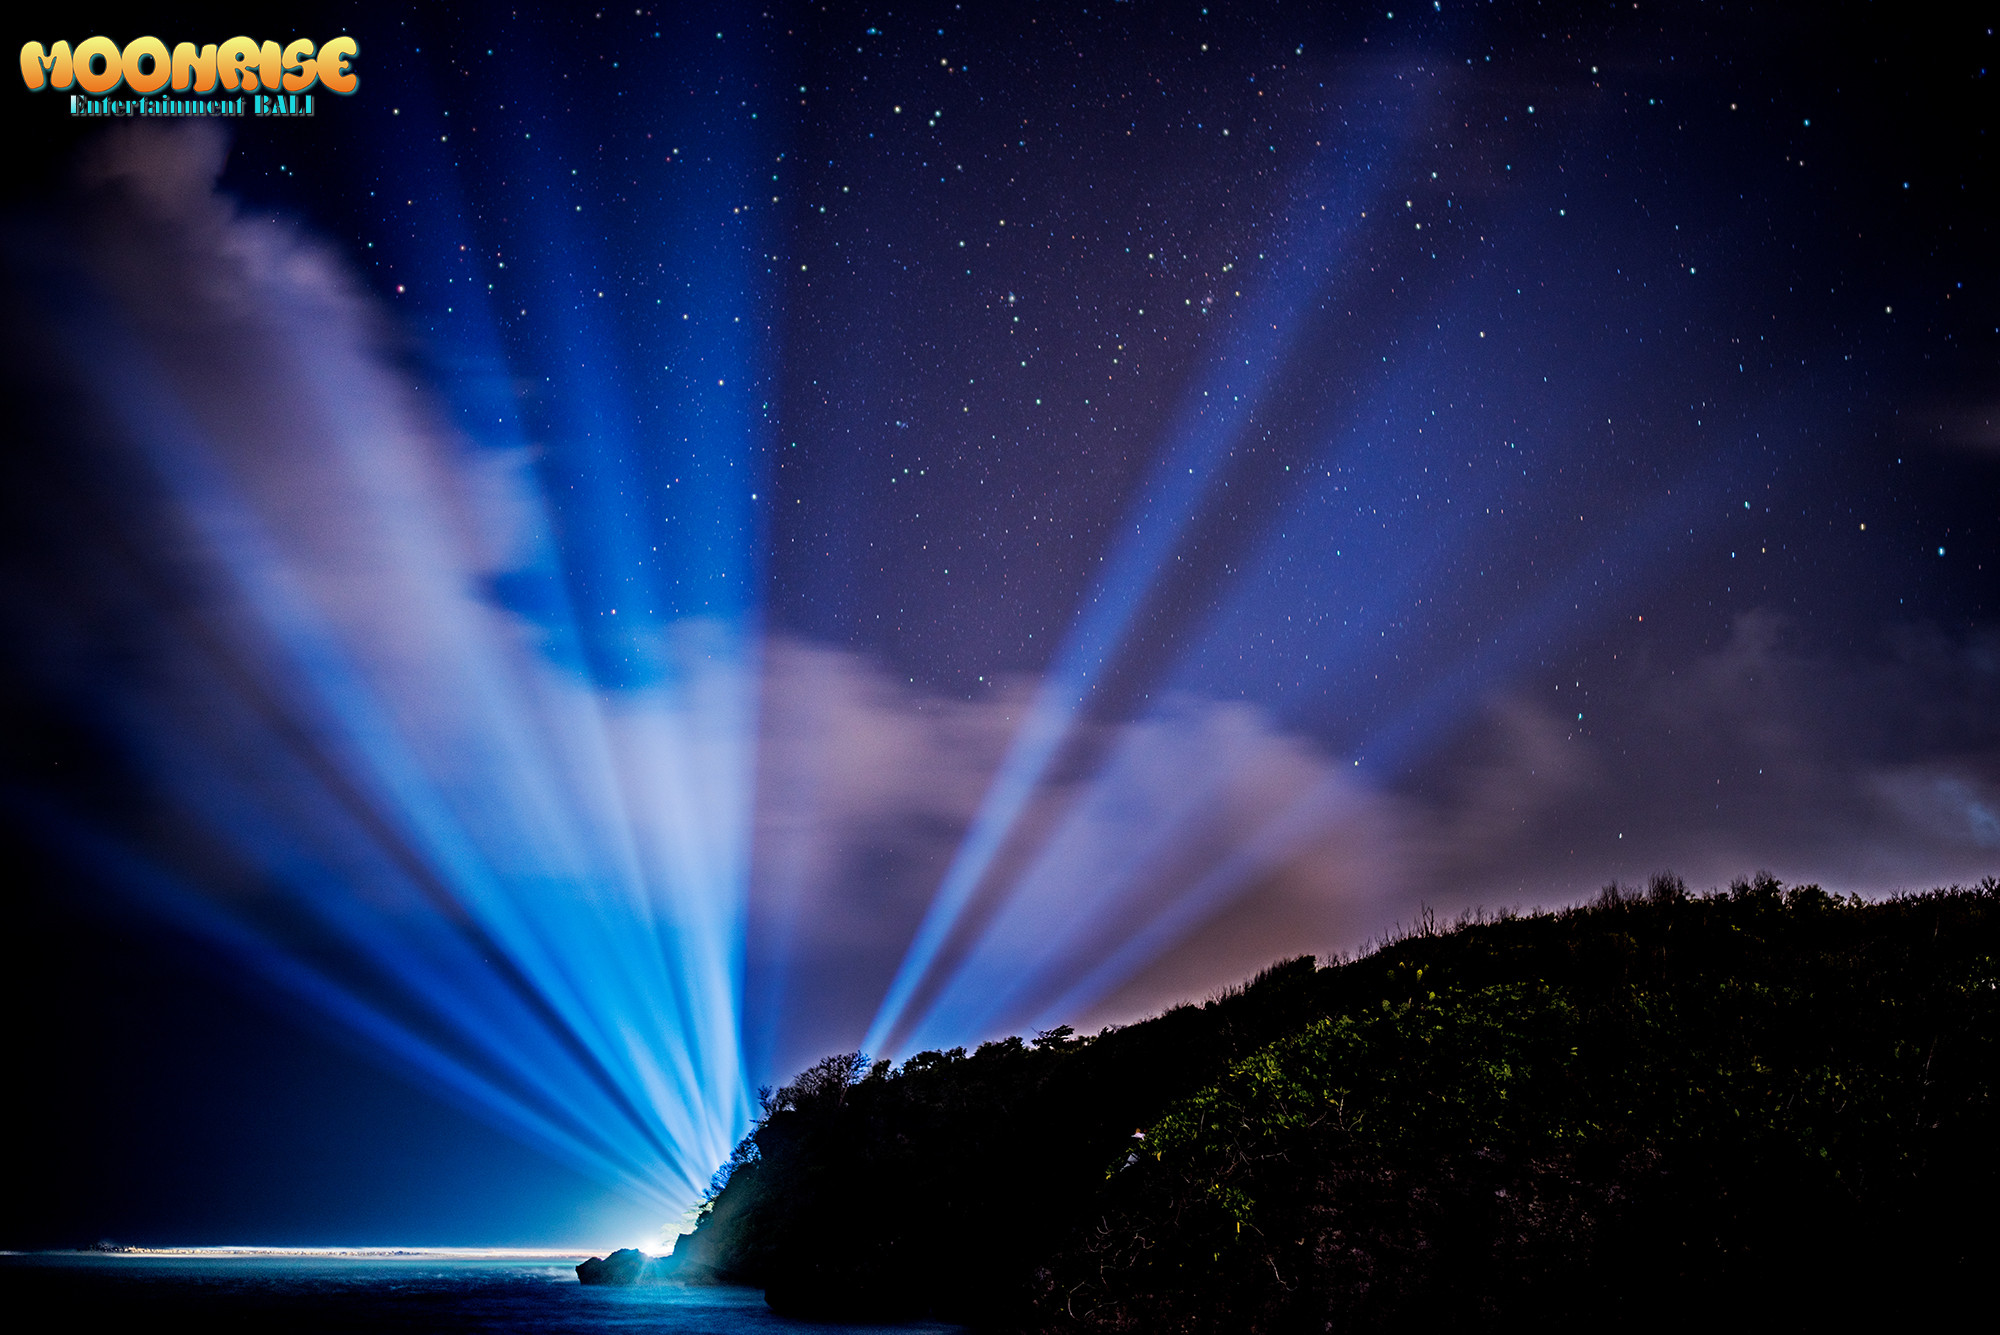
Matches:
[[671, 875, 1999, 1330]]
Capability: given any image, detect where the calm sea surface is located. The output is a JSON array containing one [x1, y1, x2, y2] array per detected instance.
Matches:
[[0, 1254, 966, 1333]]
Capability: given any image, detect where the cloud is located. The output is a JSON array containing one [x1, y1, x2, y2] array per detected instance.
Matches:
[[1402, 610, 2000, 907], [747, 607, 1999, 1071], [745, 644, 1406, 1064], [8, 123, 769, 1201], [1917, 398, 2000, 456]]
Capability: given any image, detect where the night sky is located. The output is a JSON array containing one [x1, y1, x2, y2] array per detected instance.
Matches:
[[3, 1, 1995, 1249]]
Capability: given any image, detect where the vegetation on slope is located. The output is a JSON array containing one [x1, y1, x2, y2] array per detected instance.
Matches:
[[671, 875, 1999, 1330]]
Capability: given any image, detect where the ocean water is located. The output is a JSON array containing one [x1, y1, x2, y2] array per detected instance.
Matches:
[[0, 1254, 966, 1333]]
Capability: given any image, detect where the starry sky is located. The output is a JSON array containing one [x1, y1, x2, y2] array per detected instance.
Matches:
[[3, 1, 1995, 1247]]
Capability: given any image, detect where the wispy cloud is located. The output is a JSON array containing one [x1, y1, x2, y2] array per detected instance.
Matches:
[[747, 609, 1999, 1067]]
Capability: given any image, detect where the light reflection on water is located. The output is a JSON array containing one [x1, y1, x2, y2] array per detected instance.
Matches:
[[0, 1255, 965, 1333]]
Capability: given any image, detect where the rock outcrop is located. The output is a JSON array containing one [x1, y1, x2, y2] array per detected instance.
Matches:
[[575, 1247, 649, 1285], [575, 1239, 727, 1286]]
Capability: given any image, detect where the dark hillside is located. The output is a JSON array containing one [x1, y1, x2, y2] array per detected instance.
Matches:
[[674, 876, 2000, 1330]]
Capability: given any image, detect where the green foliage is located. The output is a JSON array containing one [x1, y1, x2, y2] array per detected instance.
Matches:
[[676, 878, 2000, 1331]]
